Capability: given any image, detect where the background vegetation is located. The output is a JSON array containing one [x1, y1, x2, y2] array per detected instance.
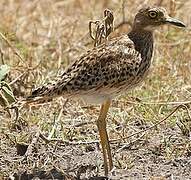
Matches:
[[0, 0, 191, 179]]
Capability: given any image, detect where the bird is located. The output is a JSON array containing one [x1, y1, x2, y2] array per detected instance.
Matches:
[[24, 6, 185, 176]]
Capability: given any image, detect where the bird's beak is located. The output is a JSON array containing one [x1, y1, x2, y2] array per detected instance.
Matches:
[[164, 17, 186, 27]]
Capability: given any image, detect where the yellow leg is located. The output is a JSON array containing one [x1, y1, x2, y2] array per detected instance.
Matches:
[[97, 99, 113, 176]]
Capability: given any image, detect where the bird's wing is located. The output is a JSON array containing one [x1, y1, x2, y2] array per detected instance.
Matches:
[[29, 35, 142, 100]]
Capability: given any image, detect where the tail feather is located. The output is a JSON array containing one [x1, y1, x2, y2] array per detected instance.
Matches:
[[26, 84, 56, 104], [28, 85, 51, 98], [8, 80, 66, 110], [26, 80, 66, 103]]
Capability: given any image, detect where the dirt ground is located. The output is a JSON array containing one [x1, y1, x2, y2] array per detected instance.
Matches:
[[1, 100, 191, 179]]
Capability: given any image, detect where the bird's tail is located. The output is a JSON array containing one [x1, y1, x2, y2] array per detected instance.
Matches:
[[26, 83, 58, 103], [9, 84, 57, 110], [4, 81, 64, 119]]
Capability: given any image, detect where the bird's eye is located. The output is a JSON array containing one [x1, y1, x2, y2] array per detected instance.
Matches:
[[148, 11, 157, 18]]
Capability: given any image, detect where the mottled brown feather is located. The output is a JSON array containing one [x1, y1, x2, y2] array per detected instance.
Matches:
[[28, 6, 185, 104], [30, 35, 144, 103]]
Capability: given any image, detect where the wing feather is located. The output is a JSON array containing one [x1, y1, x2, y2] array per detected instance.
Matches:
[[29, 35, 142, 100]]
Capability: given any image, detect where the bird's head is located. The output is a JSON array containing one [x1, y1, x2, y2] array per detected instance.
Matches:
[[133, 6, 186, 31]]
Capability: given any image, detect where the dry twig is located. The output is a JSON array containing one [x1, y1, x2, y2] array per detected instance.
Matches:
[[0, 31, 25, 65], [89, 9, 114, 46], [112, 104, 191, 143], [23, 130, 40, 159], [37, 104, 191, 146]]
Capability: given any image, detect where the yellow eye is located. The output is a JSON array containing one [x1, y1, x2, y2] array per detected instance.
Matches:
[[148, 11, 157, 18]]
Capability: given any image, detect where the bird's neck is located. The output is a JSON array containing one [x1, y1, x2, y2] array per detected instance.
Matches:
[[128, 30, 154, 61], [128, 29, 154, 77]]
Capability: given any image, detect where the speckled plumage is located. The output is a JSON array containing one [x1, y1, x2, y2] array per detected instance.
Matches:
[[29, 6, 186, 104], [28, 7, 184, 103], [26, 6, 185, 176], [30, 26, 154, 104], [31, 35, 150, 103], [28, 6, 186, 104]]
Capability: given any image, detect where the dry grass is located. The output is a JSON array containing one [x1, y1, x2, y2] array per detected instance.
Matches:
[[0, 0, 191, 179]]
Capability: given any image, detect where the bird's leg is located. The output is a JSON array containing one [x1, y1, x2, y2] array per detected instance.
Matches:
[[97, 99, 113, 176]]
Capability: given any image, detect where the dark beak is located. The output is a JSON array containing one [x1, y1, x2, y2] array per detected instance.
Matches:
[[165, 17, 186, 27]]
